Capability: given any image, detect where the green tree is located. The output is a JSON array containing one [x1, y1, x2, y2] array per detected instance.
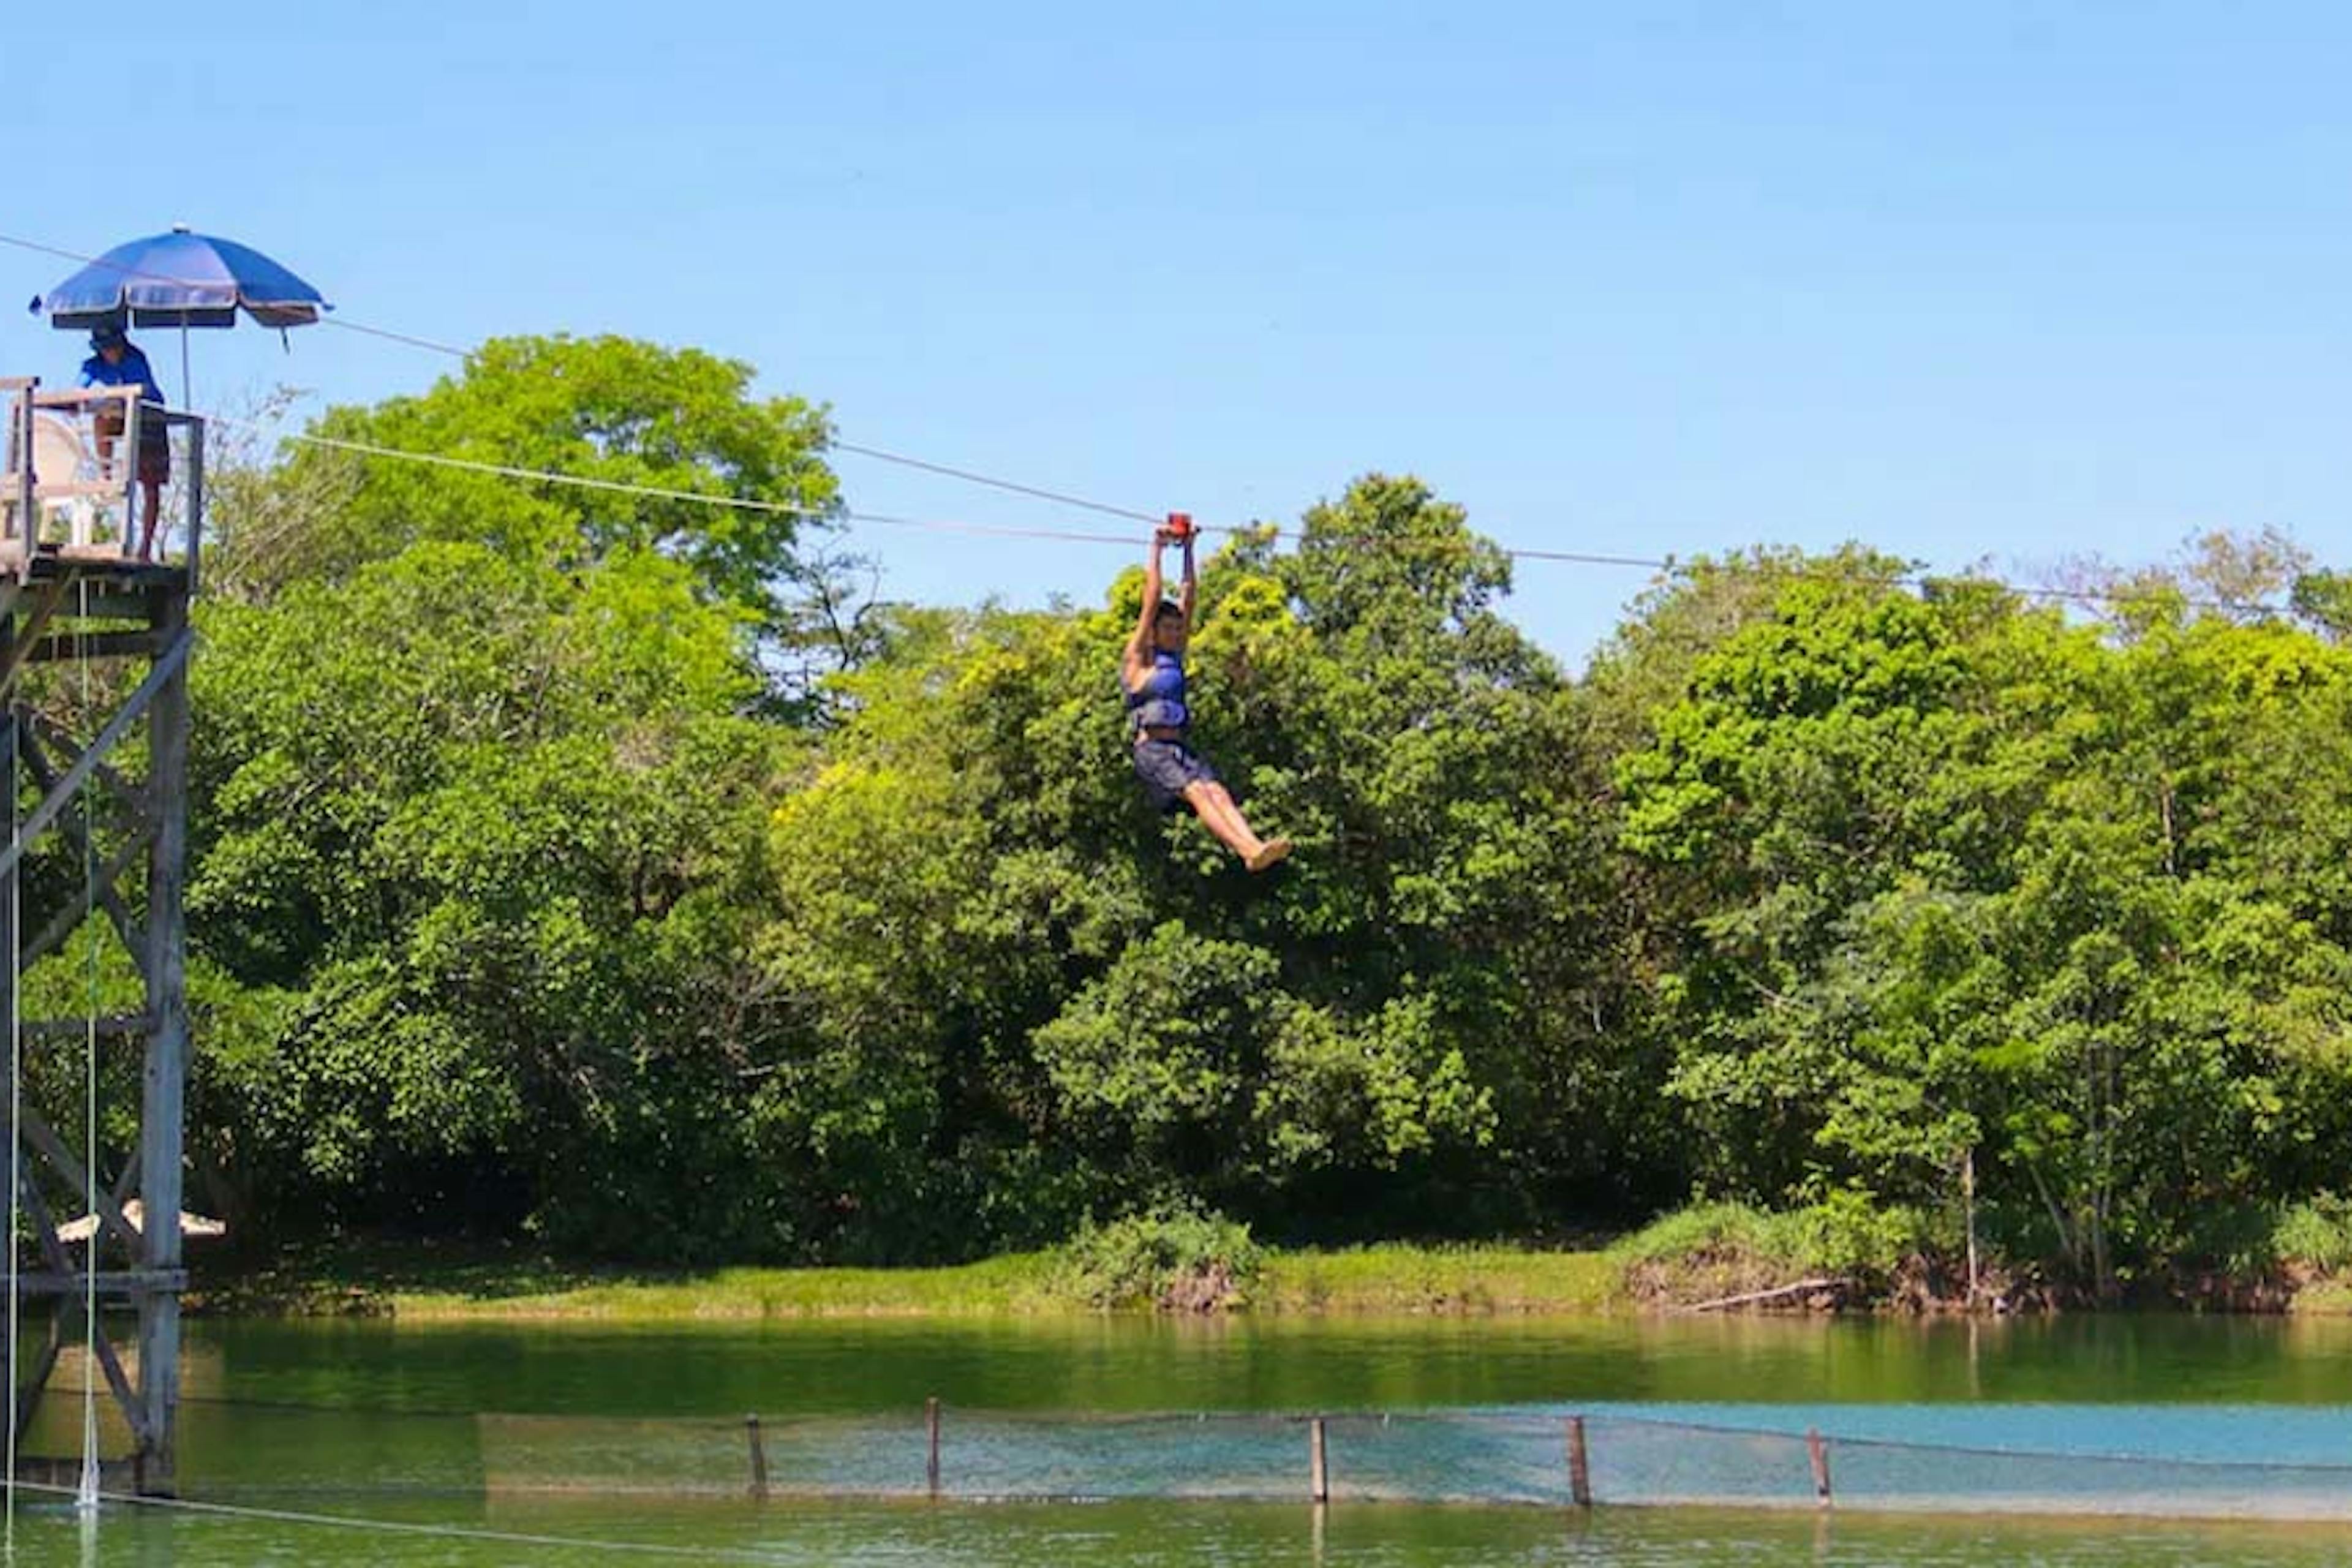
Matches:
[[189, 541, 793, 1250], [1613, 547, 2352, 1294], [213, 335, 848, 704], [741, 475, 1633, 1251]]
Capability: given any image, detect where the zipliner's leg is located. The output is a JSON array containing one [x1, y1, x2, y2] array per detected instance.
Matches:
[[1182, 780, 1292, 873]]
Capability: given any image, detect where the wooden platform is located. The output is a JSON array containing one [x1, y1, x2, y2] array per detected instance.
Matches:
[[0, 543, 186, 589]]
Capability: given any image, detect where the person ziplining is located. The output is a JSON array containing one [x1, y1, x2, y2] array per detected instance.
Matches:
[[1121, 517, 1292, 872]]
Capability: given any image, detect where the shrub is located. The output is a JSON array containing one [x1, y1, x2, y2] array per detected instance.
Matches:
[[2275, 1196, 2352, 1273], [1056, 1206, 1262, 1311], [1609, 1196, 1923, 1306], [1791, 1190, 1922, 1279]]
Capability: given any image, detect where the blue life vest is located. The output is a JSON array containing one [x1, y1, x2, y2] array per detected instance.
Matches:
[[1125, 648, 1189, 733]]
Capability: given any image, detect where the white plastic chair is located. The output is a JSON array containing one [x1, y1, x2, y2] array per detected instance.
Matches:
[[0, 405, 102, 548]]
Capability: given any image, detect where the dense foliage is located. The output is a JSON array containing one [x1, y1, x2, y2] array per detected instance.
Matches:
[[157, 336, 2352, 1295]]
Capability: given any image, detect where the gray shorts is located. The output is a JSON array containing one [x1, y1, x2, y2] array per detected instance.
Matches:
[[1133, 736, 1218, 815]]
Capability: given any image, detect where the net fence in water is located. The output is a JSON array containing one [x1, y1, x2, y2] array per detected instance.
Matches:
[[462, 1406, 2352, 1520], [62, 1390, 2352, 1520]]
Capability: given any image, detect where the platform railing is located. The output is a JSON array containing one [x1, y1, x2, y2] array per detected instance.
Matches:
[[0, 377, 204, 583]]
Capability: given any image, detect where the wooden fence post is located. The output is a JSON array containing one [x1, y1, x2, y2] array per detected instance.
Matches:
[[1806, 1427, 1831, 1507], [926, 1396, 942, 1498], [745, 1415, 768, 1499], [1309, 1415, 1329, 1503], [1567, 1415, 1592, 1507]]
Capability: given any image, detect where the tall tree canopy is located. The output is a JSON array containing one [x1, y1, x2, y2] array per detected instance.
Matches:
[[163, 340, 2352, 1292], [213, 335, 845, 700]]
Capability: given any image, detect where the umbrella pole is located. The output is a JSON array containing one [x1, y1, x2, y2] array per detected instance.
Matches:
[[178, 323, 190, 410]]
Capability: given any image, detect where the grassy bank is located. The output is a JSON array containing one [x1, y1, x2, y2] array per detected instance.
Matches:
[[196, 1197, 2352, 1321], [1258, 1245, 1620, 1314], [190, 1240, 1625, 1321]]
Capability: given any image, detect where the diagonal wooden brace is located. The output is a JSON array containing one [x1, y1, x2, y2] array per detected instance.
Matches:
[[20, 798, 153, 968], [0, 627, 189, 885], [0, 577, 76, 696], [16, 1106, 141, 1254]]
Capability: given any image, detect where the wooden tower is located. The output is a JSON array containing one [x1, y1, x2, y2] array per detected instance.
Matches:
[[0, 378, 197, 1495]]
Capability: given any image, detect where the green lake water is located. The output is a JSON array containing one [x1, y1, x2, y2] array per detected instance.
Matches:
[[12, 1312, 2352, 1563]]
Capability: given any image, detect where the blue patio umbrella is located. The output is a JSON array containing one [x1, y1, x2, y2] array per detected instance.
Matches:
[[29, 225, 330, 404], [33, 226, 328, 331]]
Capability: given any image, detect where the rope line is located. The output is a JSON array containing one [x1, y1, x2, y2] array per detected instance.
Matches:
[[213, 412, 2286, 617], [7, 228, 1172, 532], [74, 581, 98, 1516], [4, 228, 2296, 615], [318, 318, 473, 359], [0, 233, 136, 278], [4, 688, 18, 1544], [200, 414, 1145, 549], [9, 1479, 795, 1562], [828, 440, 1160, 524]]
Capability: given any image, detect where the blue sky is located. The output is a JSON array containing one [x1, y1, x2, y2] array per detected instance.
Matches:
[[12, 2, 2350, 665]]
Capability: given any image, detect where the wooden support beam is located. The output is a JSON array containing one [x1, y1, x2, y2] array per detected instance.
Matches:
[[30, 712, 144, 816], [21, 630, 165, 665], [0, 625, 189, 884], [18, 809, 153, 968], [0, 576, 74, 696], [184, 414, 205, 594], [13, 1311, 61, 1440], [83, 1316, 150, 1449], [15, 1106, 140, 1254], [18, 584, 167, 621], [4, 1301, 149, 1452], [14, 1156, 75, 1276]]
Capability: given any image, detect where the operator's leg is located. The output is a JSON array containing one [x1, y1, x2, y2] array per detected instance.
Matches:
[[135, 477, 160, 559]]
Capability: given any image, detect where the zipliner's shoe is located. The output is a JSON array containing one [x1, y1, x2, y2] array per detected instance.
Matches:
[[1245, 839, 1293, 873]]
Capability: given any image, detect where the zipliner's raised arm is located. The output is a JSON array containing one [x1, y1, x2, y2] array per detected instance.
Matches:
[[1125, 527, 1171, 690]]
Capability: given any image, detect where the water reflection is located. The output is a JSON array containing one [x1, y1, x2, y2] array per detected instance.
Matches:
[[16, 1495, 2352, 1567], [16, 1314, 2346, 1566], [181, 1311, 2352, 1419]]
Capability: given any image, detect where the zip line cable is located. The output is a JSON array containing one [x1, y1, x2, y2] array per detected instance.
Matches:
[[825, 439, 1161, 524], [5, 230, 2296, 616], [2, 228, 1169, 525], [319, 317, 475, 360], [203, 416, 1145, 549], [198, 410, 2286, 617], [0, 228, 1978, 581]]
